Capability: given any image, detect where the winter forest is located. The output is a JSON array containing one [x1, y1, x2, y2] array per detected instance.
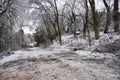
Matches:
[[0, 0, 120, 80]]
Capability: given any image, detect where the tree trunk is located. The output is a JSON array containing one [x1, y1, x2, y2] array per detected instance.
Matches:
[[89, 0, 99, 39], [83, 24, 87, 38], [54, 0, 62, 45], [113, 0, 119, 32], [103, 0, 110, 33], [83, 0, 89, 38]]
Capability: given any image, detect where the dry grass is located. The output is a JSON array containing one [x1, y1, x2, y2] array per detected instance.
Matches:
[[7, 75, 30, 80], [1, 72, 31, 80]]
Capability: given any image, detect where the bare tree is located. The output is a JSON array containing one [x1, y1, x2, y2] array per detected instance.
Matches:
[[113, 0, 119, 32], [64, 0, 78, 34], [32, 0, 63, 45], [103, 0, 110, 33], [88, 0, 99, 39], [53, 0, 62, 45], [83, 0, 89, 38]]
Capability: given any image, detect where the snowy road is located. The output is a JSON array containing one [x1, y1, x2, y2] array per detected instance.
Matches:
[[0, 48, 119, 80]]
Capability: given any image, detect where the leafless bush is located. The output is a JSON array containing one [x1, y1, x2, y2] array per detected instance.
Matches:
[[93, 33, 120, 53]]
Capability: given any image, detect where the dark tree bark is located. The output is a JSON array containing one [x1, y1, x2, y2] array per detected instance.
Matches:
[[83, 0, 89, 38], [86, 0, 91, 47], [54, 0, 62, 45], [103, 0, 110, 33], [113, 0, 119, 32], [89, 0, 99, 39]]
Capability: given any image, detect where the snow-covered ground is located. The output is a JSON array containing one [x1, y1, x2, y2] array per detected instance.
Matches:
[[0, 47, 71, 65], [0, 34, 120, 80]]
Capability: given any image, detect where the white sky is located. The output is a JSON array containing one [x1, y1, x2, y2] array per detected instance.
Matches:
[[96, 0, 105, 10], [23, 27, 35, 34]]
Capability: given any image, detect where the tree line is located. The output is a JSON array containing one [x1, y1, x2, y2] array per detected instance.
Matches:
[[0, 0, 119, 51], [32, 0, 119, 46]]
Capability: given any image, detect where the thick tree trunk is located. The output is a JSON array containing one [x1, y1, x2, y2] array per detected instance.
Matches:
[[86, 0, 91, 47], [113, 0, 119, 32], [89, 0, 99, 40], [83, 0, 89, 38]]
